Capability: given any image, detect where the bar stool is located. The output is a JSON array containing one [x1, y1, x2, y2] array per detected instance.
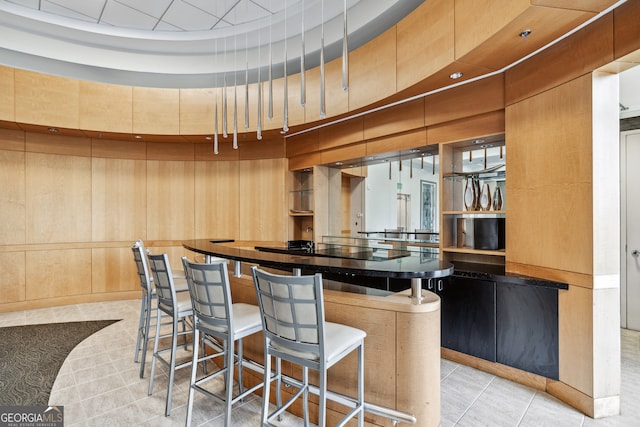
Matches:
[[182, 257, 263, 427], [147, 253, 194, 417], [131, 241, 156, 378], [251, 266, 366, 427]]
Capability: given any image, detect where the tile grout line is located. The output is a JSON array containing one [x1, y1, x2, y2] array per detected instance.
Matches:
[[515, 390, 538, 427], [454, 375, 497, 426]]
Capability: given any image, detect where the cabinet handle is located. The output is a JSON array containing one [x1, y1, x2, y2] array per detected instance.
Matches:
[[426, 278, 434, 290], [437, 279, 443, 292]]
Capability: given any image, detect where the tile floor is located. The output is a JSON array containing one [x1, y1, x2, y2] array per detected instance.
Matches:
[[1, 299, 639, 426]]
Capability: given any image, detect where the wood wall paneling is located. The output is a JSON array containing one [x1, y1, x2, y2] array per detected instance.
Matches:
[[132, 87, 180, 135], [426, 110, 505, 145], [79, 81, 133, 134], [238, 158, 287, 241], [285, 130, 320, 158], [0, 66, 15, 122], [425, 74, 504, 126], [91, 247, 138, 293], [319, 143, 367, 166], [91, 157, 147, 242], [396, 0, 455, 91], [0, 150, 26, 245], [146, 160, 195, 241], [505, 75, 593, 275], [532, 0, 619, 13], [558, 285, 594, 397], [25, 132, 91, 157], [0, 252, 26, 303], [238, 136, 285, 160], [303, 58, 350, 123], [287, 152, 322, 171], [258, 75, 305, 132], [366, 129, 427, 158], [0, 128, 24, 152], [146, 141, 195, 161], [14, 69, 80, 129], [363, 98, 425, 140], [25, 248, 92, 300], [504, 12, 614, 106], [91, 138, 147, 160], [25, 152, 92, 244], [318, 118, 364, 150], [454, 0, 530, 59], [194, 139, 240, 161], [613, 0, 640, 60], [179, 87, 214, 135], [194, 160, 240, 240], [457, 5, 595, 71], [348, 27, 397, 111]]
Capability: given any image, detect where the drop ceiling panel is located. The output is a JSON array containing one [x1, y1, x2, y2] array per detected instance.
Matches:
[[101, 1, 160, 30], [41, 0, 104, 21], [162, 1, 218, 31], [115, 0, 173, 20]]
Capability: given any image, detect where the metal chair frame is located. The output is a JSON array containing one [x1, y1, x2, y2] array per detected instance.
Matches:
[[147, 253, 195, 416], [251, 266, 366, 427], [182, 258, 263, 426]]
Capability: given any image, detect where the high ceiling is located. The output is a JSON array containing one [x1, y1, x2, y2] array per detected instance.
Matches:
[[0, 0, 422, 88], [0, 0, 638, 117]]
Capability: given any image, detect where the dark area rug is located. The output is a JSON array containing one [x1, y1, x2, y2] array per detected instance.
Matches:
[[0, 320, 120, 406]]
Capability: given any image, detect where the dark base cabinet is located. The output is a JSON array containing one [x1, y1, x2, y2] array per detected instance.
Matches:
[[427, 275, 560, 380], [429, 276, 497, 362], [496, 283, 559, 379]]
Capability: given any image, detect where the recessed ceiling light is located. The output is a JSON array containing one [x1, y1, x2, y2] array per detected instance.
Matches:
[[205, 136, 212, 140], [450, 72, 463, 79], [335, 161, 343, 166], [134, 135, 142, 139], [409, 149, 420, 153], [472, 139, 485, 144], [366, 156, 376, 160], [520, 29, 532, 38], [48, 127, 58, 132]]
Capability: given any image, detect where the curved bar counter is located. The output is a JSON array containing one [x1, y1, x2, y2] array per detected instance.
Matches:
[[183, 239, 454, 426]]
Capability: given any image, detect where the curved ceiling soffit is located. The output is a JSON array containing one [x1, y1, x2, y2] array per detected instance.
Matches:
[[0, 0, 423, 88]]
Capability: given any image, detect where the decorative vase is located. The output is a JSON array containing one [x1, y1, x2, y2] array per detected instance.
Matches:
[[480, 183, 492, 211], [493, 186, 503, 211], [464, 177, 475, 211], [473, 178, 481, 210]]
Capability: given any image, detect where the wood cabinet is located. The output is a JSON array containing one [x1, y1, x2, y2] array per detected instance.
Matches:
[[439, 136, 506, 265], [427, 275, 497, 362]]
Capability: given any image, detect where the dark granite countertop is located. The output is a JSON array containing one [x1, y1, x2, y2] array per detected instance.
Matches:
[[182, 239, 454, 280], [451, 261, 569, 290], [183, 239, 568, 291]]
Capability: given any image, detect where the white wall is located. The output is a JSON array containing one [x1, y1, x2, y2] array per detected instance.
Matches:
[[363, 158, 439, 233]]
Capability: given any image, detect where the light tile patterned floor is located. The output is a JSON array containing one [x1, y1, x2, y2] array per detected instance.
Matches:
[[1, 299, 639, 426]]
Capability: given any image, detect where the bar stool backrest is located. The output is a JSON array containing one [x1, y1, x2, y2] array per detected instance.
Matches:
[[131, 241, 152, 296], [147, 253, 178, 315], [252, 267, 326, 363], [182, 259, 233, 335]]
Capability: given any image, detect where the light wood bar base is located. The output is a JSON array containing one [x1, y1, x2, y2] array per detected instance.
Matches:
[[228, 273, 441, 426]]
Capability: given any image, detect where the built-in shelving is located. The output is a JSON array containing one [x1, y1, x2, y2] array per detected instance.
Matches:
[[439, 136, 506, 263]]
